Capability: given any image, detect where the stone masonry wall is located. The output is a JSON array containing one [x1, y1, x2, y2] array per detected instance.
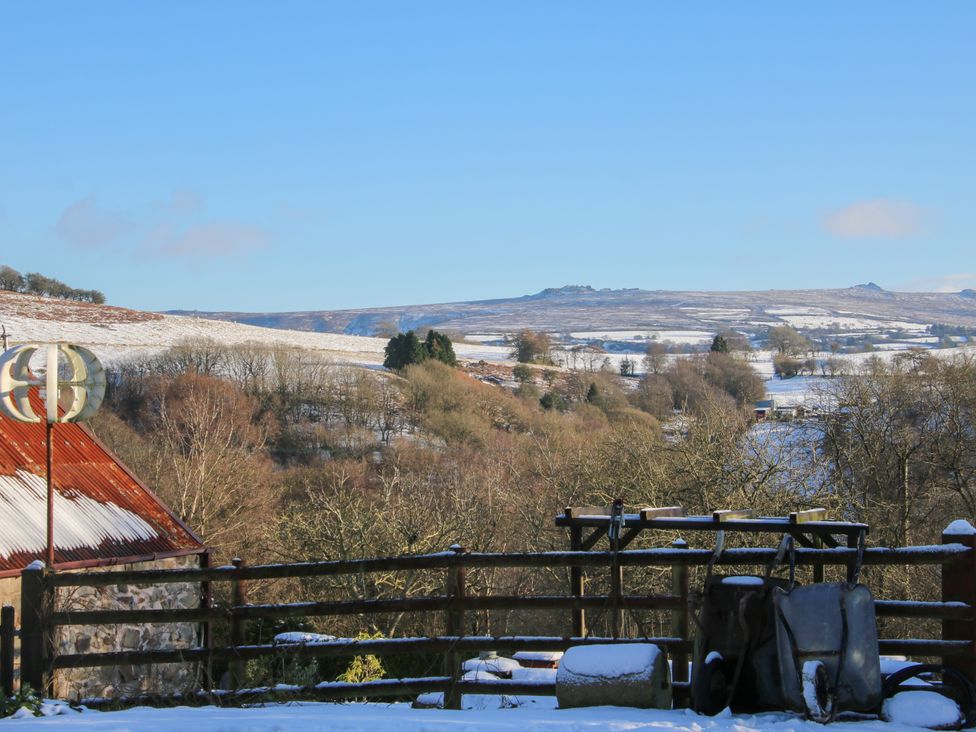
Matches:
[[51, 555, 204, 701]]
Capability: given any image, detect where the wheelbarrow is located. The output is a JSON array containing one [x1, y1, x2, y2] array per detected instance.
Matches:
[[691, 533, 792, 715], [692, 532, 976, 724]]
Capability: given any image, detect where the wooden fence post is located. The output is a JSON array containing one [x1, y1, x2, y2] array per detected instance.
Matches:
[[1, 605, 14, 697], [200, 549, 214, 691], [229, 558, 247, 690], [443, 544, 466, 711], [19, 562, 50, 695], [942, 522, 976, 682], [568, 509, 586, 637], [610, 557, 623, 639], [670, 539, 689, 685]]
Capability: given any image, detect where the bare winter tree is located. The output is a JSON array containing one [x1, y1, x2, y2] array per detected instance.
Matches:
[[152, 373, 275, 557]]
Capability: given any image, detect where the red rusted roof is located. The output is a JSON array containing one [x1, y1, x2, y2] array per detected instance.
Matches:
[[0, 389, 206, 576]]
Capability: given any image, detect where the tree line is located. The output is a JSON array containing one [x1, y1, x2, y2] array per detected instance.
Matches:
[[0, 264, 106, 304]]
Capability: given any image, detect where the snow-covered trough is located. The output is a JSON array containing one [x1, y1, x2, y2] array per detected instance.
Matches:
[[556, 643, 672, 709]]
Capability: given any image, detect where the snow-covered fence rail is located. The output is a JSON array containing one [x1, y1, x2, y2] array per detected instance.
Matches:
[[78, 676, 559, 711], [17, 526, 976, 707], [36, 545, 975, 587]]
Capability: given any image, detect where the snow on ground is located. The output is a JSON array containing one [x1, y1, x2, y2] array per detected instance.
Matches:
[[0, 297, 513, 367], [464, 334, 507, 343], [568, 330, 715, 345], [764, 307, 831, 316], [0, 700, 958, 732], [756, 346, 976, 406], [774, 315, 929, 332], [883, 692, 964, 728], [764, 376, 828, 407]]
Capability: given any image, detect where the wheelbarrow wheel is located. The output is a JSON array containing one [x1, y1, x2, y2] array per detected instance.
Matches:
[[801, 660, 834, 723], [693, 655, 729, 716]]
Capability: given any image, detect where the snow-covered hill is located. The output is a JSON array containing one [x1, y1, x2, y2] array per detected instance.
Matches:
[[0, 292, 512, 367]]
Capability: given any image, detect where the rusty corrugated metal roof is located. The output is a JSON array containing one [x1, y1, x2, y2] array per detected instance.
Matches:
[[0, 388, 205, 575]]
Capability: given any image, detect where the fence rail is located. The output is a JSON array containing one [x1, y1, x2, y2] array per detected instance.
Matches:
[[44, 544, 970, 588], [52, 635, 692, 670], [14, 525, 976, 709]]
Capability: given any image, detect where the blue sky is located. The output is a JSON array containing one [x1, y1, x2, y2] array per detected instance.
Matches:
[[1, 3, 973, 311]]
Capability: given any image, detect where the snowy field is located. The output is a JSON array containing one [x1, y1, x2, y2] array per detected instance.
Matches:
[[0, 699, 959, 732], [0, 294, 513, 367], [568, 330, 716, 345], [757, 346, 976, 406], [773, 315, 928, 332]]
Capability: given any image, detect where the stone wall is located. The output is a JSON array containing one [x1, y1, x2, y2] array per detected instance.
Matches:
[[1, 555, 206, 701], [52, 554, 205, 700]]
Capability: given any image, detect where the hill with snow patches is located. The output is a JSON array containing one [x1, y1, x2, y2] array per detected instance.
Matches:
[[0, 291, 511, 367], [169, 283, 976, 337]]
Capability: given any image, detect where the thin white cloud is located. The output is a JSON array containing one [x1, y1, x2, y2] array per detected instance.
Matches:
[[895, 273, 976, 293], [153, 190, 205, 215], [56, 196, 130, 248], [822, 199, 925, 239], [143, 222, 271, 258]]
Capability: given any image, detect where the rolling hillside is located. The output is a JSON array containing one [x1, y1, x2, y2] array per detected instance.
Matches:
[[0, 291, 511, 366], [168, 284, 976, 338]]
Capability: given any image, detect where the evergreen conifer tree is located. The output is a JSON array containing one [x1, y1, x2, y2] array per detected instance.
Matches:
[[424, 330, 457, 366], [383, 331, 428, 370]]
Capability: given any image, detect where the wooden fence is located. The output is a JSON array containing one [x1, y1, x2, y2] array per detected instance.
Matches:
[[8, 526, 976, 708]]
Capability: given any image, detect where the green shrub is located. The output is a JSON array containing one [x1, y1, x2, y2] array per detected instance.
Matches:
[[1, 686, 43, 718]]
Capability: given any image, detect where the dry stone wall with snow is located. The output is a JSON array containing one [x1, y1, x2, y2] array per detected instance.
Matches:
[[52, 554, 202, 700]]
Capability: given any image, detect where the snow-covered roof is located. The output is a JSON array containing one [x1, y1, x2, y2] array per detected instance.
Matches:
[[0, 391, 205, 575]]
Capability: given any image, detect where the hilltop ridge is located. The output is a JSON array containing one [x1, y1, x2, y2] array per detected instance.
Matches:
[[166, 283, 976, 338]]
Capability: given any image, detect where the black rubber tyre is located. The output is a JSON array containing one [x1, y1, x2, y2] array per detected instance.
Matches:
[[802, 660, 834, 723], [693, 656, 729, 716]]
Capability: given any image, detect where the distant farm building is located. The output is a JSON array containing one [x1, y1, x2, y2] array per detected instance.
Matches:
[[752, 397, 804, 421]]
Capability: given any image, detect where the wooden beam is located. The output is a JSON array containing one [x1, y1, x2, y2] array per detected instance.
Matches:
[[580, 528, 606, 551], [47, 537, 945, 588], [617, 527, 642, 550], [53, 635, 695, 670], [569, 526, 585, 637], [789, 508, 828, 523], [565, 506, 614, 519], [0, 605, 14, 696], [712, 509, 753, 522], [444, 546, 466, 710], [791, 510, 828, 581], [79, 677, 560, 710], [942, 526, 976, 681], [792, 534, 817, 549], [639, 506, 686, 520]]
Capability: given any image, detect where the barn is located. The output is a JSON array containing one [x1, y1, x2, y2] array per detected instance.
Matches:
[[0, 402, 209, 699]]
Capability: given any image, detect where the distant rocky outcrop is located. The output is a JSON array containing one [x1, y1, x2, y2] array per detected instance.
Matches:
[[527, 285, 597, 299], [960, 289, 976, 300]]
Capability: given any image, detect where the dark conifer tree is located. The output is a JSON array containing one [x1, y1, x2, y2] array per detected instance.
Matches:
[[383, 331, 428, 370], [424, 330, 457, 366]]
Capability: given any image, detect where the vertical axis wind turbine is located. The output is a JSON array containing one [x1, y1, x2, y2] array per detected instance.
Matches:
[[0, 343, 106, 568]]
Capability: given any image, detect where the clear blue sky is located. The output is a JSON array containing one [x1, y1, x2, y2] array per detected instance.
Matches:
[[1, 3, 973, 311]]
